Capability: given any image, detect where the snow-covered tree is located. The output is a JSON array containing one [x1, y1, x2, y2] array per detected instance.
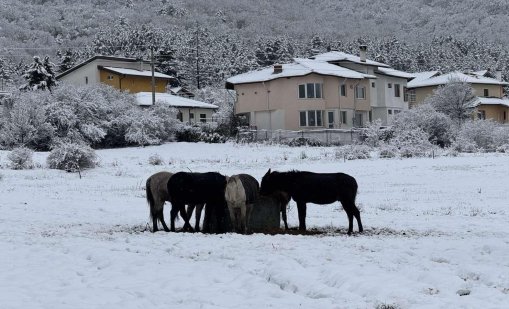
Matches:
[[424, 78, 476, 127], [20, 56, 57, 92]]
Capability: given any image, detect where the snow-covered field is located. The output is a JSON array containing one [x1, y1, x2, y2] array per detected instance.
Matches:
[[1, 143, 508, 309]]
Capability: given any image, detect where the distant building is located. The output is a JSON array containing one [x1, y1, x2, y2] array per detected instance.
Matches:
[[136, 92, 217, 123], [407, 71, 509, 124], [226, 47, 414, 130], [56, 55, 175, 93]]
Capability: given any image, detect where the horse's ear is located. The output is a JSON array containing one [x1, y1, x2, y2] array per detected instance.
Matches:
[[265, 168, 271, 176]]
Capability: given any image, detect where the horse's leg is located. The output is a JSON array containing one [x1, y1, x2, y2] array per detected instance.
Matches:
[[195, 204, 204, 232], [346, 210, 354, 235], [227, 202, 237, 233], [152, 215, 159, 233], [240, 203, 247, 234], [179, 204, 194, 232], [342, 199, 363, 234], [352, 203, 363, 233], [281, 203, 289, 230], [170, 204, 180, 232], [296, 201, 307, 231], [159, 210, 171, 232]]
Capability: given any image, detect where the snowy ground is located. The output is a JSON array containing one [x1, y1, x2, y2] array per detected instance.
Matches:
[[1, 142, 508, 309]]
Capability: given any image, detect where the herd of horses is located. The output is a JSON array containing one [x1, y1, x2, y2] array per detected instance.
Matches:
[[145, 169, 364, 235]]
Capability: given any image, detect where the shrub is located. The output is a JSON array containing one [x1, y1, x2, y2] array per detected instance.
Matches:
[[148, 153, 164, 165], [378, 143, 399, 158], [200, 132, 227, 143], [47, 142, 97, 172], [389, 127, 433, 157], [285, 137, 323, 147], [175, 125, 202, 142], [7, 146, 34, 170], [455, 119, 505, 152], [335, 144, 372, 160]]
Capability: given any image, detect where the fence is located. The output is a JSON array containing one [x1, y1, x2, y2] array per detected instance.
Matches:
[[236, 128, 363, 146]]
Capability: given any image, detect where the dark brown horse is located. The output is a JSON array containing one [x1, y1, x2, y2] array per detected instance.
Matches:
[[260, 169, 363, 235], [167, 172, 228, 232]]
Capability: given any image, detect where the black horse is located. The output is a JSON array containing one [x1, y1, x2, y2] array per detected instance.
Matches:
[[260, 169, 363, 235], [167, 171, 228, 232]]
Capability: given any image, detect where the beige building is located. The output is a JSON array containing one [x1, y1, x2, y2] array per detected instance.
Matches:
[[226, 48, 413, 130], [407, 71, 509, 124], [226, 58, 376, 130], [56, 55, 175, 93]]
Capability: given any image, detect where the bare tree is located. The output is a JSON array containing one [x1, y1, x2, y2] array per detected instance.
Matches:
[[425, 78, 476, 127]]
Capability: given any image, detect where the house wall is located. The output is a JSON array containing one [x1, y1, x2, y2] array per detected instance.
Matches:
[[58, 59, 150, 86], [234, 73, 371, 130], [412, 84, 504, 106], [476, 105, 509, 124], [471, 84, 504, 98], [179, 107, 216, 123], [99, 70, 168, 93]]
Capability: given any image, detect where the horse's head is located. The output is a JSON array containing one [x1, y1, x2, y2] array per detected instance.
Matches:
[[260, 168, 278, 196]]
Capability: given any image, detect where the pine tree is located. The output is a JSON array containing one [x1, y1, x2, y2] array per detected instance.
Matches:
[[21, 56, 57, 92]]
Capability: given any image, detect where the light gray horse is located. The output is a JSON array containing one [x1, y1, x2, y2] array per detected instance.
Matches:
[[225, 174, 260, 234]]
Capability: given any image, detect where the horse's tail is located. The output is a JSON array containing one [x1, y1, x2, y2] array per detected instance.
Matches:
[[146, 177, 157, 223]]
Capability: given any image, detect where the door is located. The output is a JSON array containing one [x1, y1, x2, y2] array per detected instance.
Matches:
[[327, 111, 334, 128], [354, 113, 363, 127]]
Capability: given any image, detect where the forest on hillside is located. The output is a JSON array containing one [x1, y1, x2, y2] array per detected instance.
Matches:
[[2, 0, 509, 90]]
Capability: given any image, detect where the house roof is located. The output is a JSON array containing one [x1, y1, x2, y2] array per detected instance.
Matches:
[[136, 92, 218, 109], [226, 58, 375, 86], [310, 51, 390, 68], [100, 66, 174, 79], [407, 71, 508, 88], [472, 97, 509, 108], [375, 67, 415, 79], [56, 55, 151, 79]]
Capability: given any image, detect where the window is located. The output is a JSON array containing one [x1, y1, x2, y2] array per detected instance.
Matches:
[[200, 113, 207, 123], [408, 89, 416, 106], [189, 113, 194, 121], [298, 83, 323, 99], [478, 110, 486, 120], [388, 109, 393, 115], [85, 76, 88, 85], [341, 111, 347, 124], [327, 111, 334, 128], [394, 110, 401, 114], [484, 89, 489, 97], [394, 84, 400, 97], [403, 87, 408, 102], [107, 75, 114, 80], [355, 85, 366, 99], [388, 83, 392, 88], [340, 84, 347, 97], [371, 82, 376, 88], [299, 110, 324, 127]]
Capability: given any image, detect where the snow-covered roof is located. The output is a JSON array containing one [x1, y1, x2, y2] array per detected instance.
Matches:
[[226, 58, 375, 85], [376, 67, 415, 79], [472, 97, 509, 108], [310, 51, 390, 68], [102, 67, 174, 79], [470, 70, 488, 77], [136, 92, 218, 109], [407, 71, 508, 88]]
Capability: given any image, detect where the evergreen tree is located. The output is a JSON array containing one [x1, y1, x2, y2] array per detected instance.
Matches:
[[20, 56, 57, 92], [0, 58, 12, 91]]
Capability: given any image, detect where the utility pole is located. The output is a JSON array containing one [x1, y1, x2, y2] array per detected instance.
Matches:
[[151, 47, 156, 105], [196, 25, 200, 89]]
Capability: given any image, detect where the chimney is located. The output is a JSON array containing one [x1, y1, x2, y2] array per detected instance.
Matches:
[[359, 45, 367, 62], [273, 64, 283, 74], [496, 70, 503, 81]]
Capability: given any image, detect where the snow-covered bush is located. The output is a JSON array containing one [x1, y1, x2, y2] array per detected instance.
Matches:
[[200, 132, 227, 143], [285, 137, 323, 147], [7, 146, 34, 170], [390, 127, 433, 158], [148, 154, 163, 165], [392, 104, 453, 147], [175, 125, 202, 142], [335, 144, 372, 160], [378, 143, 399, 158], [496, 144, 509, 153], [362, 119, 387, 147], [47, 142, 97, 172], [453, 119, 503, 152]]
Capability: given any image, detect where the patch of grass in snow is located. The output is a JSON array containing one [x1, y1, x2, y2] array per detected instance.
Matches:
[[375, 303, 401, 309]]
